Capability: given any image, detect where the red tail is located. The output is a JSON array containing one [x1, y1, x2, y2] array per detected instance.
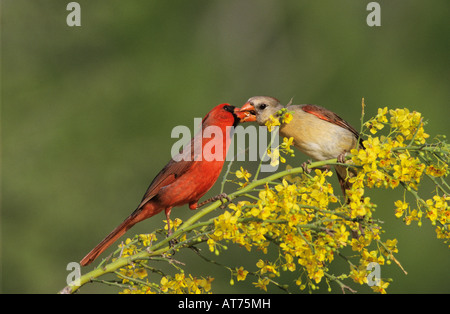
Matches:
[[80, 206, 156, 266]]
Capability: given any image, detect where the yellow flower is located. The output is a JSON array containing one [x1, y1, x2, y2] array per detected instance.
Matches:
[[119, 238, 137, 257], [312, 268, 324, 284], [377, 107, 388, 122], [173, 273, 187, 289], [426, 164, 448, 177], [436, 226, 450, 243], [394, 200, 408, 218], [200, 277, 214, 292], [256, 259, 279, 276], [253, 277, 270, 291], [139, 233, 156, 246], [235, 267, 249, 281], [281, 112, 293, 124], [267, 148, 281, 167], [284, 253, 296, 271], [160, 277, 170, 293], [265, 115, 281, 132], [134, 267, 148, 280], [281, 136, 294, 151], [365, 108, 387, 134], [384, 239, 399, 253], [335, 224, 350, 246], [350, 267, 368, 285], [351, 236, 371, 252], [361, 249, 385, 266], [236, 166, 252, 182], [405, 209, 422, 226], [389, 108, 429, 144], [371, 280, 389, 294], [164, 218, 182, 231], [207, 238, 216, 252], [425, 195, 449, 225]]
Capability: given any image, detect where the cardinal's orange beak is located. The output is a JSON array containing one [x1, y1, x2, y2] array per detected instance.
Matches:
[[234, 103, 256, 122]]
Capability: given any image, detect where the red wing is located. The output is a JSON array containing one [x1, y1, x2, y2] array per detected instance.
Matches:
[[301, 104, 360, 139], [136, 158, 194, 210], [136, 133, 202, 210]]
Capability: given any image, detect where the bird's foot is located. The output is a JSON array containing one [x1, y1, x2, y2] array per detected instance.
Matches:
[[198, 193, 232, 209], [301, 160, 312, 174], [217, 193, 233, 209], [169, 238, 179, 248], [337, 152, 348, 164], [166, 230, 179, 249]]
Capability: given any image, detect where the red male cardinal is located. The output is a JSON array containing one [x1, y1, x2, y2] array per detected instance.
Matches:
[[80, 104, 249, 266], [239, 96, 363, 199]]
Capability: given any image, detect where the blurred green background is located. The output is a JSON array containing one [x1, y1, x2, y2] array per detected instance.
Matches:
[[2, 0, 449, 293]]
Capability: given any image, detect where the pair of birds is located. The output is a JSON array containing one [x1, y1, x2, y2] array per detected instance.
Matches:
[[80, 97, 362, 266]]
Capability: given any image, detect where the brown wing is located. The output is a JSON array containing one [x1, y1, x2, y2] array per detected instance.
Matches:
[[301, 104, 362, 141], [136, 135, 199, 210], [136, 158, 194, 210]]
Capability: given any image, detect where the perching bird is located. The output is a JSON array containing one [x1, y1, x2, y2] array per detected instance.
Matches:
[[238, 96, 363, 200], [80, 104, 248, 266]]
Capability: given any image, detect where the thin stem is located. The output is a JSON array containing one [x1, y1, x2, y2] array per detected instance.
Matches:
[[254, 128, 279, 181], [220, 160, 234, 194]]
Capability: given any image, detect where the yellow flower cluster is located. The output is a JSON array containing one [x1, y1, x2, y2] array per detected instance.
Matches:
[[264, 108, 293, 132], [264, 112, 295, 167], [211, 163, 406, 293], [119, 234, 157, 260], [352, 108, 449, 245], [365, 107, 388, 134], [389, 108, 429, 144], [425, 195, 450, 226], [350, 136, 425, 191], [347, 236, 401, 294], [117, 222, 215, 294], [119, 272, 213, 294], [365, 107, 429, 145], [116, 235, 155, 294], [267, 136, 295, 167], [159, 273, 214, 294], [210, 169, 370, 291], [426, 163, 448, 177]]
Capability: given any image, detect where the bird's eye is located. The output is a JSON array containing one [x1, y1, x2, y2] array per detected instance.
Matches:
[[259, 104, 267, 110], [223, 105, 234, 112]]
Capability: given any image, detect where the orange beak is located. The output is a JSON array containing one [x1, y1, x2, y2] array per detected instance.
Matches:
[[234, 103, 256, 122]]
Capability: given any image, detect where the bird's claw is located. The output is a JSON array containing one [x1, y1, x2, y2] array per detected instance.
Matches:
[[301, 160, 312, 174], [166, 230, 178, 249], [169, 238, 179, 248], [198, 193, 232, 209], [216, 193, 232, 209], [337, 152, 347, 164]]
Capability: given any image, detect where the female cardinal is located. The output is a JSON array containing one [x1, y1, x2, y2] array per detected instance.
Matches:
[[80, 104, 249, 266], [238, 96, 363, 199]]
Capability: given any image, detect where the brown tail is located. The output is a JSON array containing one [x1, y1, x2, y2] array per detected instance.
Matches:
[[335, 165, 356, 203], [80, 207, 153, 266]]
